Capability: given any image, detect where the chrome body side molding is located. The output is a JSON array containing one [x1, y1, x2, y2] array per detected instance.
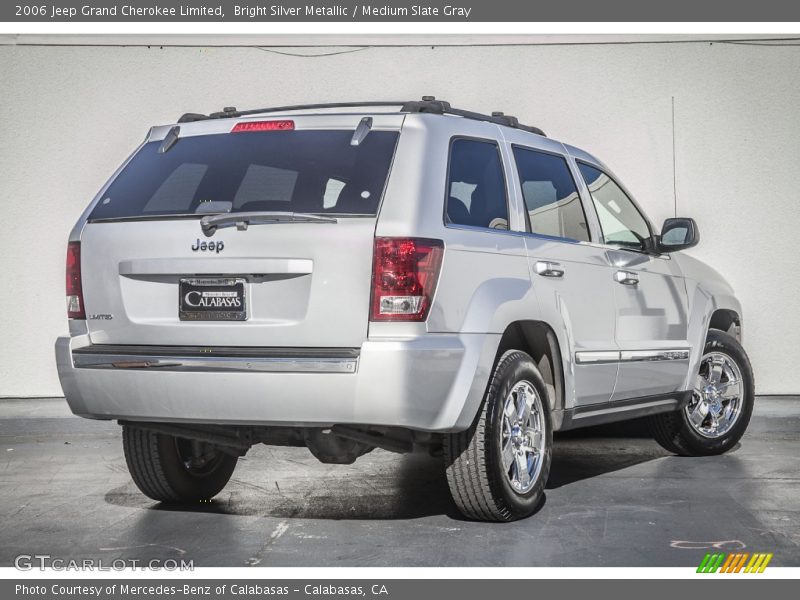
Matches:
[[575, 349, 690, 365], [574, 350, 620, 364]]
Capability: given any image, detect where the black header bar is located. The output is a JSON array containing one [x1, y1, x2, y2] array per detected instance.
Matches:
[[3, 0, 800, 22]]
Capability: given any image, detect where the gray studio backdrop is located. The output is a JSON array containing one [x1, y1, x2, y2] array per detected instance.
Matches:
[[0, 35, 797, 397]]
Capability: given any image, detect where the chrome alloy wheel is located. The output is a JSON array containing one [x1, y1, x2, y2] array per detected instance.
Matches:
[[500, 380, 546, 493], [685, 351, 744, 439]]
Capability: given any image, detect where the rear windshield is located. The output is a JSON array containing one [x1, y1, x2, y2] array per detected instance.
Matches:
[[88, 129, 399, 221]]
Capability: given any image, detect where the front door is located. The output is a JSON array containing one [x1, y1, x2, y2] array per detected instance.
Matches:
[[576, 162, 690, 401]]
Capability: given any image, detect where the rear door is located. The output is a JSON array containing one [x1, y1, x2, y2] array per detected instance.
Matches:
[[511, 145, 619, 406], [79, 114, 402, 348], [575, 162, 690, 400]]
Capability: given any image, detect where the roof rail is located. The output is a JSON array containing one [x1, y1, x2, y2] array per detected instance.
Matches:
[[400, 96, 546, 136], [177, 96, 546, 137], [177, 101, 407, 123]]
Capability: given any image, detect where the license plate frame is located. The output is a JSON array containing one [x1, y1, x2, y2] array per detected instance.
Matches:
[[179, 277, 247, 321]]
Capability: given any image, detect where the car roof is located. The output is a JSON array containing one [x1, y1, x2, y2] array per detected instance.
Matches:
[[158, 99, 607, 168], [174, 98, 546, 136]]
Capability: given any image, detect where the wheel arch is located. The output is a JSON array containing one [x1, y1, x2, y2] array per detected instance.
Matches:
[[493, 320, 565, 418], [708, 308, 742, 342], [683, 282, 744, 391]]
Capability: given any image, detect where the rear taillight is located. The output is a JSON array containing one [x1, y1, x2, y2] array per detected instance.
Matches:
[[66, 241, 85, 319], [231, 120, 295, 133], [370, 237, 444, 322]]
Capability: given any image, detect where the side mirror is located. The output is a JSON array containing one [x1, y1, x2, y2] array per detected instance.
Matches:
[[657, 217, 699, 253]]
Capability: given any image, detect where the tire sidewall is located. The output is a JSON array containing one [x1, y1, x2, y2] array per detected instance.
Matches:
[[678, 330, 755, 454], [485, 352, 553, 517]]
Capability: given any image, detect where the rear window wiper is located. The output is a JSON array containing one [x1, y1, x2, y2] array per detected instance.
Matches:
[[200, 211, 338, 236]]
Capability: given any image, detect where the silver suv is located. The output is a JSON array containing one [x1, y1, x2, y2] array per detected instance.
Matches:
[[56, 98, 754, 521]]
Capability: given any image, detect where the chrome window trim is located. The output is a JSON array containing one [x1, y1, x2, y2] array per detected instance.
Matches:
[[448, 223, 599, 248], [582, 240, 673, 260], [519, 230, 596, 248], [443, 222, 528, 239]]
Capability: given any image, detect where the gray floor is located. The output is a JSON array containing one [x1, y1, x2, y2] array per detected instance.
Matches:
[[0, 396, 798, 567]]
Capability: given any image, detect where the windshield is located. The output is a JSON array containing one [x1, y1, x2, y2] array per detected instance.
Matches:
[[88, 129, 399, 221]]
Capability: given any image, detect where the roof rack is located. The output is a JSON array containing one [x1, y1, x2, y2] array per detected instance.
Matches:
[[400, 97, 546, 136], [177, 96, 546, 137], [177, 102, 407, 123]]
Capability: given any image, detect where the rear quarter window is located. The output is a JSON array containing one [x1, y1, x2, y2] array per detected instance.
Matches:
[[445, 138, 509, 230]]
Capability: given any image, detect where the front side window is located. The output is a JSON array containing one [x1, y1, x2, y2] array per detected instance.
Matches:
[[577, 163, 651, 250], [445, 138, 509, 230], [513, 147, 590, 242]]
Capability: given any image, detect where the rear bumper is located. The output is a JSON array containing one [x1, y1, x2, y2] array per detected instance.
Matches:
[[55, 333, 497, 432]]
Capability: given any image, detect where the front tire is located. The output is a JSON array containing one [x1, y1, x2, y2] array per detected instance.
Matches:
[[444, 350, 552, 521], [649, 329, 754, 456], [122, 424, 238, 503]]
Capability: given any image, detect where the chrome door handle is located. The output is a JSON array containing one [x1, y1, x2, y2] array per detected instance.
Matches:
[[615, 270, 639, 285], [534, 261, 565, 278]]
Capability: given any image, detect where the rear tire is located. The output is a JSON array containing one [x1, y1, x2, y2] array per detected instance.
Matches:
[[122, 424, 238, 503], [649, 329, 754, 456], [444, 350, 552, 521]]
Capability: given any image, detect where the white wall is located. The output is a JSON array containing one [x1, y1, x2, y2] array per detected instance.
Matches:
[[0, 37, 798, 396]]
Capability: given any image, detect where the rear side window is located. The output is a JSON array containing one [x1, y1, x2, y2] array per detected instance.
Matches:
[[512, 147, 590, 242], [88, 130, 399, 220], [445, 138, 509, 230]]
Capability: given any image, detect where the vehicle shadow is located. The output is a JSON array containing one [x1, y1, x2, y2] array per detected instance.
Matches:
[[105, 451, 462, 520], [105, 420, 665, 520], [548, 418, 668, 488]]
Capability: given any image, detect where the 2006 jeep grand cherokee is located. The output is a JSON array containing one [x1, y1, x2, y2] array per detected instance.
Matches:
[[56, 98, 754, 521]]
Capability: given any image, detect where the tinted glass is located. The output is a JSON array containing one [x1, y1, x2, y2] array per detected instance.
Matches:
[[577, 163, 651, 250], [445, 139, 509, 230], [89, 130, 399, 220], [513, 147, 590, 242]]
